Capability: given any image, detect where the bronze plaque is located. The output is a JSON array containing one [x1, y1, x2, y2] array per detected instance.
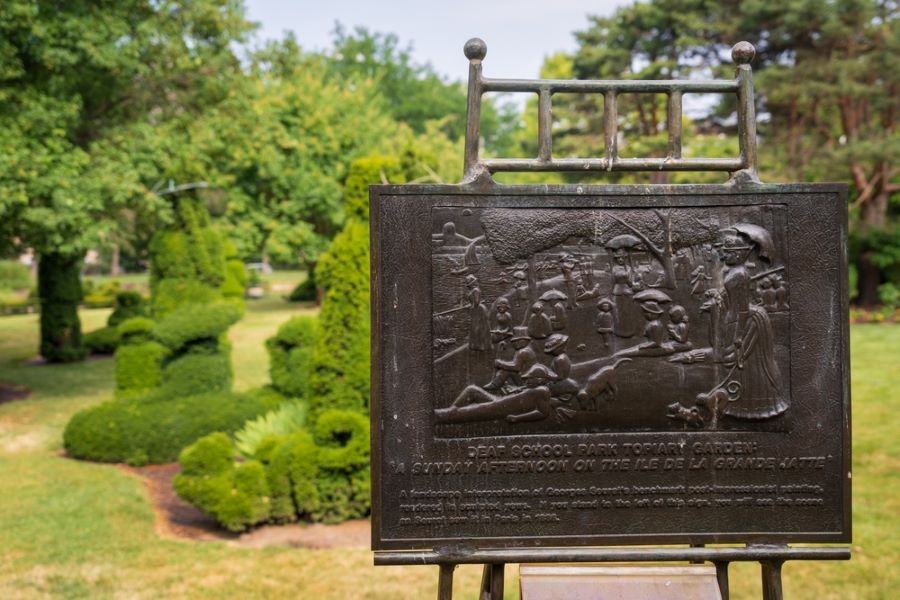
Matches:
[[371, 183, 850, 550]]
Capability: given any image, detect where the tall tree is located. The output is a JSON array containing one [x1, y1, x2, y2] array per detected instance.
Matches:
[[325, 25, 521, 156], [566, 0, 899, 302], [0, 0, 253, 360]]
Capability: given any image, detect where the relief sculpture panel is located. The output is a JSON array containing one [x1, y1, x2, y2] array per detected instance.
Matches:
[[432, 206, 791, 437], [372, 185, 849, 550]]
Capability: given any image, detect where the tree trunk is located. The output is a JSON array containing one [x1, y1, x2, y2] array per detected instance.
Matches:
[[38, 252, 86, 362], [855, 186, 890, 306], [110, 243, 121, 276]]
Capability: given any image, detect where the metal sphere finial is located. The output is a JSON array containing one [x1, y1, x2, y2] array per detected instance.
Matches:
[[731, 41, 756, 65], [464, 38, 487, 61]]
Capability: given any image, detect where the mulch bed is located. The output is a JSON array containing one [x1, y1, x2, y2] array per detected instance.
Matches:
[[123, 462, 370, 548]]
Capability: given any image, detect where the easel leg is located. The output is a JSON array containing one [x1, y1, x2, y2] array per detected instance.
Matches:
[[479, 563, 505, 599], [491, 563, 505, 599], [714, 561, 730, 600], [761, 560, 784, 600], [438, 564, 456, 600]]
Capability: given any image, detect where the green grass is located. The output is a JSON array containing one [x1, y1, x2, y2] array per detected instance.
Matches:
[[0, 306, 897, 597]]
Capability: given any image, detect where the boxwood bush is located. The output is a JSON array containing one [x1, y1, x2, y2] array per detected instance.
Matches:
[[63, 391, 268, 466]]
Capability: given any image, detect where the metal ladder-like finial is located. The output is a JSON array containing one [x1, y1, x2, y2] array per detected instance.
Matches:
[[462, 38, 760, 184]]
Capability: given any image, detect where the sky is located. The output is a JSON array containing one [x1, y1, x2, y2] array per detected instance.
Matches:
[[243, 0, 629, 84]]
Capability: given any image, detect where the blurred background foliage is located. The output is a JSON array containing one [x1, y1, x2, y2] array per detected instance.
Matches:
[[0, 0, 897, 362]]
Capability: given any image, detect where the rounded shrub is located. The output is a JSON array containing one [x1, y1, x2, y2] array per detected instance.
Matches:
[[64, 391, 268, 465]]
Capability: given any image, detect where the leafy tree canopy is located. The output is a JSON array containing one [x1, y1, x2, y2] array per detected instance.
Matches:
[[0, 0, 253, 257]]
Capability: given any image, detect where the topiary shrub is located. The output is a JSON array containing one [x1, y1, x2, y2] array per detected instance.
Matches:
[[265, 430, 320, 523], [286, 271, 317, 302], [313, 409, 370, 471], [83, 292, 148, 355], [154, 301, 241, 351], [310, 409, 370, 523], [83, 326, 120, 355], [114, 318, 169, 399], [266, 315, 317, 398], [107, 290, 146, 327], [243, 386, 289, 411], [222, 259, 248, 301], [309, 220, 371, 423], [38, 252, 86, 362], [63, 391, 267, 465], [151, 279, 220, 318], [173, 433, 271, 532], [307, 157, 403, 424], [158, 352, 232, 398], [117, 316, 156, 344], [174, 410, 371, 529]]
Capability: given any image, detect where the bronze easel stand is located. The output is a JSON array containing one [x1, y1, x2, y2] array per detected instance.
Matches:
[[376, 545, 850, 600]]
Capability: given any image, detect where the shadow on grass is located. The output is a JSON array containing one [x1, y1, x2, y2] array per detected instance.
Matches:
[[0, 357, 114, 402]]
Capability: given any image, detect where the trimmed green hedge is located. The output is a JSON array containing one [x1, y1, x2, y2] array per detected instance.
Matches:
[[63, 391, 267, 466], [266, 315, 317, 398]]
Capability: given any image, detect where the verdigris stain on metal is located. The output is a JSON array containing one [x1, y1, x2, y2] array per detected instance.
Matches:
[[370, 40, 850, 553]]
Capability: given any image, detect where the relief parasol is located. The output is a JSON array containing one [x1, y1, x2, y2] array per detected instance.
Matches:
[[633, 289, 673, 304], [730, 223, 775, 262], [539, 290, 568, 302]]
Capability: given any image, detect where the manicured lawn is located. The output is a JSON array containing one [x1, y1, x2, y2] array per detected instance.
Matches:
[[0, 304, 896, 597]]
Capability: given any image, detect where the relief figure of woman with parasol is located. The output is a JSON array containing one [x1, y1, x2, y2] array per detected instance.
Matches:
[[707, 225, 788, 419]]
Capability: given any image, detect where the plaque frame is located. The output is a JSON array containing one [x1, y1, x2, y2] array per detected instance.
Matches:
[[369, 38, 851, 600]]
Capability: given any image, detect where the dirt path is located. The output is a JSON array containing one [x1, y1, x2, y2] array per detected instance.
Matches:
[[124, 463, 370, 549]]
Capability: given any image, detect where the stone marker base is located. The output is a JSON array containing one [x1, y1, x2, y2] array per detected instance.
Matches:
[[519, 564, 722, 600]]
